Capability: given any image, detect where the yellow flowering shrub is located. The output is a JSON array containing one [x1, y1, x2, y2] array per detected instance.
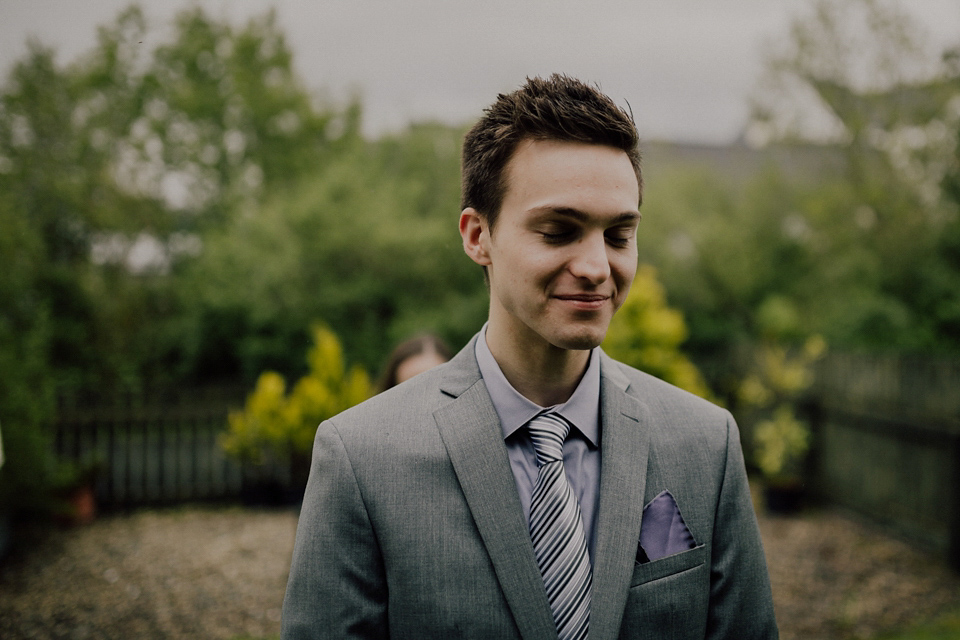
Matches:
[[602, 264, 714, 400], [753, 406, 811, 479], [738, 335, 826, 481], [222, 324, 372, 464]]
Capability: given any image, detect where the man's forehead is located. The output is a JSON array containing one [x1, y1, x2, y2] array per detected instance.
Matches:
[[500, 140, 640, 211], [527, 207, 642, 225], [505, 138, 636, 182]]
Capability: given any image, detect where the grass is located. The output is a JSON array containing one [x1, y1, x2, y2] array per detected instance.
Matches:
[[226, 609, 960, 640], [872, 609, 960, 640], [227, 615, 960, 640]]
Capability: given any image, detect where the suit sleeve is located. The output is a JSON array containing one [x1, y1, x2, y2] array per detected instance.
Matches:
[[705, 412, 779, 639], [281, 419, 388, 639]]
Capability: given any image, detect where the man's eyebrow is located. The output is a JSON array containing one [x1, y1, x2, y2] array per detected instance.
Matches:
[[534, 207, 642, 223]]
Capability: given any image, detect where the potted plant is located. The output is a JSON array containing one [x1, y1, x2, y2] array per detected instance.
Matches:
[[752, 405, 811, 513], [738, 334, 825, 514], [51, 457, 102, 526]]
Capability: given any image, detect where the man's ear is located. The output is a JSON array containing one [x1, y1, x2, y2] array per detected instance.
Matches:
[[459, 208, 492, 267]]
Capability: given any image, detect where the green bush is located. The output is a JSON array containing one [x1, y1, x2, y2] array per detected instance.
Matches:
[[873, 608, 960, 640], [738, 336, 826, 483], [221, 324, 372, 466], [602, 264, 714, 400]]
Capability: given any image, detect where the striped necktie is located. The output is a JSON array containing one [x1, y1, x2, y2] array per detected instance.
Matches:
[[527, 411, 592, 640]]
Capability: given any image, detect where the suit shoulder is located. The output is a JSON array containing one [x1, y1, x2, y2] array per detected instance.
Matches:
[[606, 358, 729, 422], [605, 359, 737, 466], [327, 361, 449, 433]]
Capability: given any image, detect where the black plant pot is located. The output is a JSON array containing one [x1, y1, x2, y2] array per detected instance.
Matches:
[[763, 481, 805, 514]]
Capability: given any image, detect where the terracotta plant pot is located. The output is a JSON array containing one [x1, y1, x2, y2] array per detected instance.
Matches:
[[55, 484, 96, 526]]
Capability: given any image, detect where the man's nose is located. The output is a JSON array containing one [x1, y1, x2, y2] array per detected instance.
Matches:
[[568, 233, 611, 284]]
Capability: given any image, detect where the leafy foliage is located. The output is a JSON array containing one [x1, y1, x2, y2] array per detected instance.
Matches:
[[744, 0, 960, 354], [738, 336, 826, 481], [221, 325, 371, 464], [635, 0, 960, 364], [602, 265, 713, 399], [751, 407, 810, 483], [0, 5, 357, 515], [180, 120, 484, 378], [3, 1, 959, 516], [0, 5, 356, 392]]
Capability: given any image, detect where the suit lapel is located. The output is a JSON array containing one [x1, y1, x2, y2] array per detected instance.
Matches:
[[590, 353, 651, 640], [433, 339, 556, 640]]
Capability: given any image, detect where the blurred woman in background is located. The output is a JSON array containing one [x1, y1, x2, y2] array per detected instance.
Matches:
[[378, 334, 452, 392]]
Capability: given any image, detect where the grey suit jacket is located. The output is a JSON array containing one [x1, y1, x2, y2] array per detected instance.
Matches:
[[282, 336, 778, 639]]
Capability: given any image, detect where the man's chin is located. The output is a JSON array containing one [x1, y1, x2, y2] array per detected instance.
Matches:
[[550, 329, 606, 351]]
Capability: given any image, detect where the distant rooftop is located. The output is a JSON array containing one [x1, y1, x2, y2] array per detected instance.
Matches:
[[643, 140, 847, 185]]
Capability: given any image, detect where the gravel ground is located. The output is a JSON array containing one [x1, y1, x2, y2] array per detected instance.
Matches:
[[1, 499, 958, 640]]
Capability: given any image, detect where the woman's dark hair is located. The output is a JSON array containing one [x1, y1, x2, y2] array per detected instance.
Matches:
[[378, 334, 453, 392]]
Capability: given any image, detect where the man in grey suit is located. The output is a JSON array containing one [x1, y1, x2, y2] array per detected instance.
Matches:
[[282, 74, 778, 639]]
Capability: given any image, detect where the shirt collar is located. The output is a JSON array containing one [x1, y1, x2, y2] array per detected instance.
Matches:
[[474, 323, 600, 447]]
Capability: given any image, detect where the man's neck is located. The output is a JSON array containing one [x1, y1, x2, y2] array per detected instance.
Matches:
[[484, 324, 591, 407]]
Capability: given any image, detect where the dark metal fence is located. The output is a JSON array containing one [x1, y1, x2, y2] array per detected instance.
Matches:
[[51, 384, 285, 509], [50, 352, 960, 572], [810, 352, 960, 573]]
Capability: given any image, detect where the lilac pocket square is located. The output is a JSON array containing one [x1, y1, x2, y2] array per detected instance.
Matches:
[[637, 490, 697, 563]]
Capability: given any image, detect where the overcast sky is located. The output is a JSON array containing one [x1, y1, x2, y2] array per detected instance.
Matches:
[[2, 0, 958, 144]]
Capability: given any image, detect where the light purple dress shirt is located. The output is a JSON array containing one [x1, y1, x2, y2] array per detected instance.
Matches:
[[474, 325, 601, 562]]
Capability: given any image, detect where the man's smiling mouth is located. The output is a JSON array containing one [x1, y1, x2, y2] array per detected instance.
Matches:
[[554, 294, 610, 310]]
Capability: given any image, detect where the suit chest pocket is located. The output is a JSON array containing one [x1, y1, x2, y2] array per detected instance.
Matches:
[[619, 545, 709, 639], [629, 543, 706, 587]]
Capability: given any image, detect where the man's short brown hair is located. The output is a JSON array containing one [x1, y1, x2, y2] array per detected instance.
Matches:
[[461, 74, 642, 231]]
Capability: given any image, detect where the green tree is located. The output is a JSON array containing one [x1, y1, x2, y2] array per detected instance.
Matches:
[[747, 0, 960, 353], [183, 121, 486, 378], [638, 0, 960, 365], [0, 5, 359, 388], [0, 195, 57, 516], [635, 166, 817, 355], [0, 5, 356, 515]]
